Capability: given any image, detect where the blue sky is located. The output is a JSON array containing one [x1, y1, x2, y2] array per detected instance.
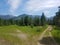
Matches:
[[0, 0, 60, 17]]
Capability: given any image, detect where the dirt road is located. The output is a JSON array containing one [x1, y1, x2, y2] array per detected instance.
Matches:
[[37, 26, 58, 45]]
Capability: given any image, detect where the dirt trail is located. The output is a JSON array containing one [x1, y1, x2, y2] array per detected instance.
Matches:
[[10, 30, 28, 40], [37, 26, 58, 45]]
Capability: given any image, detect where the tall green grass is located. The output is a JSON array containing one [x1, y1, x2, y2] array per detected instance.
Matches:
[[0, 25, 48, 45], [0, 34, 21, 45], [51, 26, 60, 44], [16, 25, 48, 36], [0, 25, 19, 33]]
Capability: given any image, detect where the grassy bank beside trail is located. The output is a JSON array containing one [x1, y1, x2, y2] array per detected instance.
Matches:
[[51, 26, 60, 45], [0, 25, 48, 45]]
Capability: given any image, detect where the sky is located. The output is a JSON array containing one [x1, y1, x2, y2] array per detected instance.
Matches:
[[0, 0, 60, 17]]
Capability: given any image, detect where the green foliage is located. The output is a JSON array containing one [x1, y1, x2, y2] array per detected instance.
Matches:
[[53, 7, 60, 27], [36, 28, 40, 32], [41, 13, 46, 26], [24, 15, 29, 25], [0, 13, 47, 26], [30, 24, 34, 28], [33, 16, 40, 26], [0, 18, 3, 26], [52, 27, 60, 44]]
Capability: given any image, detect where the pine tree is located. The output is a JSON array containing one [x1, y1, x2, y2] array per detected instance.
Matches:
[[33, 16, 40, 26], [54, 7, 60, 27], [41, 13, 46, 26], [0, 18, 3, 26], [24, 15, 29, 26]]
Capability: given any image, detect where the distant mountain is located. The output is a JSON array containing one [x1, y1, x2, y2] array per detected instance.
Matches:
[[13, 14, 41, 20], [0, 15, 15, 19], [13, 14, 33, 20], [0, 14, 41, 20]]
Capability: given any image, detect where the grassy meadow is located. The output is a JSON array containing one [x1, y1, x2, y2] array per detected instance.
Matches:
[[0, 25, 48, 45]]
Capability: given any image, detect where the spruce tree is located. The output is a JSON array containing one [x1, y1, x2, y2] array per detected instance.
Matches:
[[41, 13, 46, 26], [54, 7, 60, 27]]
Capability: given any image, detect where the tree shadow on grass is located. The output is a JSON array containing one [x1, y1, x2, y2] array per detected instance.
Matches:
[[38, 37, 59, 45]]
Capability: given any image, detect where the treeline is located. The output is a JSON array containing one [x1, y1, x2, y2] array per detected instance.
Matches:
[[47, 7, 60, 28], [0, 7, 60, 27], [53, 7, 60, 27], [0, 13, 46, 26]]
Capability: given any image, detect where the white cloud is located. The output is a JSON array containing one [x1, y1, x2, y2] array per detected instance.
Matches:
[[25, 0, 60, 12], [44, 11, 51, 17], [8, 0, 22, 14]]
